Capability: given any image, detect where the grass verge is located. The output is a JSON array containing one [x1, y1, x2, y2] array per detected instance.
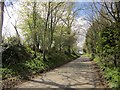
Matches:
[[93, 56, 120, 88]]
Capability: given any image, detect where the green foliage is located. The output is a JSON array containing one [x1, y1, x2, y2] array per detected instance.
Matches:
[[1, 68, 15, 79], [97, 23, 120, 67], [93, 56, 120, 88], [84, 12, 120, 87], [2, 44, 32, 67], [82, 53, 91, 58], [25, 46, 35, 55], [2, 2, 79, 84], [25, 57, 49, 72], [104, 68, 120, 88], [5, 36, 20, 46], [53, 25, 77, 52], [84, 20, 120, 66], [2, 46, 78, 80]]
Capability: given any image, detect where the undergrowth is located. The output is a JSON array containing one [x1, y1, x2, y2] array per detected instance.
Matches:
[[2, 45, 79, 80], [94, 56, 120, 88]]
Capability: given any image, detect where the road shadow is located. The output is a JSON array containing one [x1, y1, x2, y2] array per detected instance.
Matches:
[[15, 57, 105, 88]]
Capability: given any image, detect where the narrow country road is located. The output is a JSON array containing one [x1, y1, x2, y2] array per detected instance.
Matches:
[[15, 56, 105, 88]]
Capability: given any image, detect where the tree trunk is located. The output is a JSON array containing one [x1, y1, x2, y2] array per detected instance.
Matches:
[[11, 23, 21, 45], [0, 1, 4, 45], [67, 27, 71, 54], [50, 7, 53, 49], [0, 1, 4, 69], [33, 2, 37, 58], [114, 54, 117, 67], [43, 2, 51, 61], [68, 45, 71, 54]]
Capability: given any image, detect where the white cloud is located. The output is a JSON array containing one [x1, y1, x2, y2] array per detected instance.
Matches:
[[72, 16, 90, 49]]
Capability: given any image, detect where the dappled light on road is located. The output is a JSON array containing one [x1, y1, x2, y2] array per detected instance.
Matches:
[[15, 56, 105, 88]]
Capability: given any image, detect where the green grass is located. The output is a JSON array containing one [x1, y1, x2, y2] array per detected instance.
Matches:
[[82, 53, 91, 57], [93, 57, 120, 88], [104, 67, 120, 88]]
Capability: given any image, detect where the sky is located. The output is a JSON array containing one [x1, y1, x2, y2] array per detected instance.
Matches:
[[2, 1, 92, 49], [2, 1, 22, 38]]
